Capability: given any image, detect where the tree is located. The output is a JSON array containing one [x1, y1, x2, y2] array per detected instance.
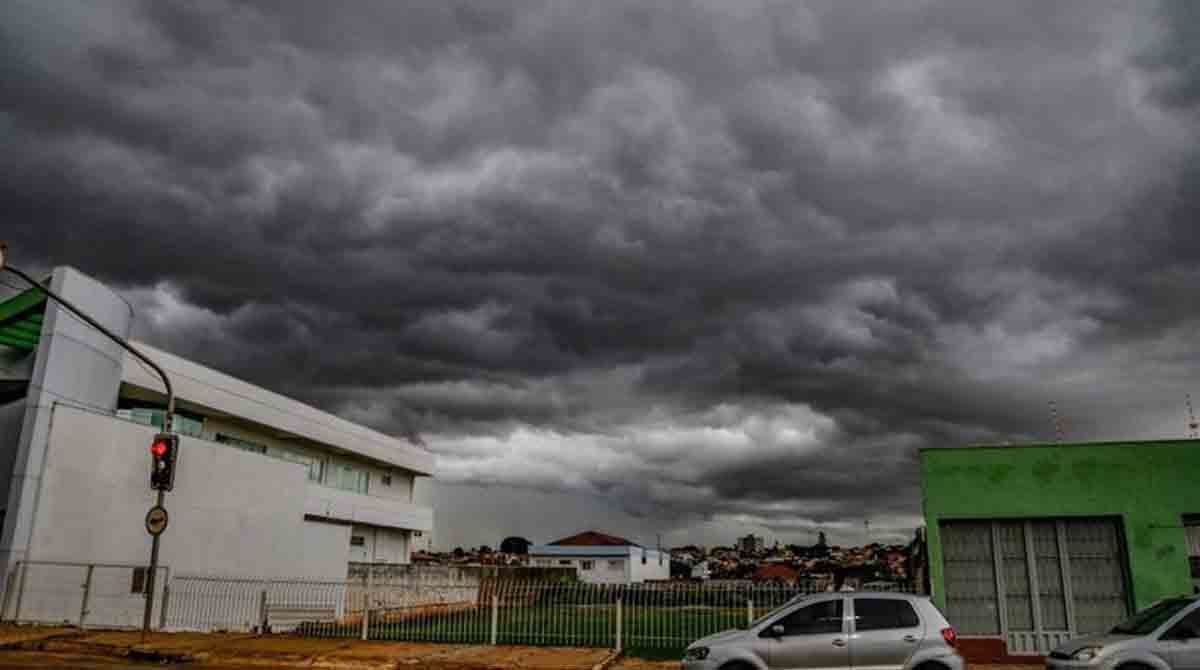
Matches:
[[478, 545, 493, 554], [817, 531, 828, 548], [452, 547, 465, 558], [500, 536, 532, 555]]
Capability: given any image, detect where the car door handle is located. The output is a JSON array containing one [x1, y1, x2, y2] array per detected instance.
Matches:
[[832, 639, 847, 647], [903, 635, 918, 643]]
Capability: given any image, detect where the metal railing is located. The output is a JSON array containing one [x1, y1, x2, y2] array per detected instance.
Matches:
[[0, 563, 919, 654], [162, 576, 919, 653], [0, 560, 169, 630]]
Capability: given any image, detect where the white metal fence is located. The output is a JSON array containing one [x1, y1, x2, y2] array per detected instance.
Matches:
[[0, 563, 919, 653], [0, 561, 169, 629]]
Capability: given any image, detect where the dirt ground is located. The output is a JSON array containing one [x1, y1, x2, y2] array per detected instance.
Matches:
[[0, 626, 618, 669]]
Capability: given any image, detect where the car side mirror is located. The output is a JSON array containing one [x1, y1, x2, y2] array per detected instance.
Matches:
[[770, 624, 786, 638]]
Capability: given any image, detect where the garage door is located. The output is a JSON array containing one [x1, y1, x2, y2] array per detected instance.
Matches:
[[940, 518, 1130, 654]]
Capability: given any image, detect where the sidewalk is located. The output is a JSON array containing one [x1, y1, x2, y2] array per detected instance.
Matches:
[[0, 625, 618, 669]]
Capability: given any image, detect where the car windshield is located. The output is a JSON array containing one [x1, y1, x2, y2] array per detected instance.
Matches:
[[1110, 599, 1192, 635]]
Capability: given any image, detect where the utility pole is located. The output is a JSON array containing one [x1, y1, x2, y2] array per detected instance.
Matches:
[[0, 243, 175, 641]]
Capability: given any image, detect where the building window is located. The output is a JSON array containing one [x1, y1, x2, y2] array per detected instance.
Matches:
[[609, 560, 622, 570], [558, 560, 572, 566], [581, 560, 595, 570], [1184, 514, 1200, 579], [118, 408, 203, 438], [131, 567, 148, 594], [215, 433, 267, 454], [270, 446, 325, 483], [350, 536, 366, 547], [382, 474, 392, 486], [331, 463, 369, 494]]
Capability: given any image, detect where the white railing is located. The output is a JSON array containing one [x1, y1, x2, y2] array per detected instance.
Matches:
[[0, 562, 919, 653], [163, 577, 919, 652]]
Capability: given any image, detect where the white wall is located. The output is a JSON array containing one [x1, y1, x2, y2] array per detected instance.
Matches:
[[121, 342, 433, 476], [304, 482, 432, 532], [30, 405, 349, 581], [627, 547, 670, 583], [1, 268, 132, 582], [0, 399, 27, 508]]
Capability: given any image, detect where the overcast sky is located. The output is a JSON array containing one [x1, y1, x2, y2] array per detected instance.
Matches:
[[3, 1, 1199, 551]]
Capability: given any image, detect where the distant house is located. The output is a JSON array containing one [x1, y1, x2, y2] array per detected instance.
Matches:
[[751, 563, 799, 584], [528, 531, 670, 584]]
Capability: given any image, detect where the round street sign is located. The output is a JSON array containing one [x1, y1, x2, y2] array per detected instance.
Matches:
[[145, 505, 169, 536]]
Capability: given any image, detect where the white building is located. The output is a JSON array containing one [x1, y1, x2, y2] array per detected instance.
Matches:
[[528, 531, 669, 584], [0, 267, 434, 614]]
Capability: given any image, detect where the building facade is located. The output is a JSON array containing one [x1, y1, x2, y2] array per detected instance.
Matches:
[[528, 531, 669, 584], [737, 534, 764, 554], [921, 439, 1200, 660], [0, 268, 434, 610]]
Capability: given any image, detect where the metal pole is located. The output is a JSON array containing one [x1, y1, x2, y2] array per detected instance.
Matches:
[[0, 264, 176, 642], [142, 491, 166, 641], [361, 569, 372, 641], [490, 594, 498, 645], [79, 564, 94, 628], [158, 568, 171, 631], [615, 598, 622, 652]]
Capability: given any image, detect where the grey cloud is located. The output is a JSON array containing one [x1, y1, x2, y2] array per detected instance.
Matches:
[[4, 0, 1200, 547]]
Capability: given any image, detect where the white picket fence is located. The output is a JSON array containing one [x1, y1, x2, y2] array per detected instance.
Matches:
[[2, 561, 918, 652]]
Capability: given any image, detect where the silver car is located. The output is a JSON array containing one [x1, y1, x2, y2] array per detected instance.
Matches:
[[682, 592, 965, 670], [1047, 595, 1200, 670]]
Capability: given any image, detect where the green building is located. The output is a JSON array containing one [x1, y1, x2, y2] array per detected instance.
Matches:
[[921, 439, 1200, 659]]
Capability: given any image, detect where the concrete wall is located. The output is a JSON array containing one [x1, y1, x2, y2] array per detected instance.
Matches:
[[628, 547, 670, 583], [304, 482, 432, 533], [0, 268, 132, 581], [31, 405, 349, 580], [921, 439, 1200, 613], [0, 399, 27, 509]]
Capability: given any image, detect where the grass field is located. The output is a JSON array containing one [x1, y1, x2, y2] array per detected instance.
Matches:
[[300, 604, 750, 656]]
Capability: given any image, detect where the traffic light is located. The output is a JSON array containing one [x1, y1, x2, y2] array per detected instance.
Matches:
[[150, 433, 179, 491]]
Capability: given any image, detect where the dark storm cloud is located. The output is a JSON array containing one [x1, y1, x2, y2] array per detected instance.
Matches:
[[3, 0, 1199, 546]]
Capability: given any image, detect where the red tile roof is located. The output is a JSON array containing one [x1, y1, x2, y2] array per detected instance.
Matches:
[[549, 530, 640, 547], [752, 563, 800, 582]]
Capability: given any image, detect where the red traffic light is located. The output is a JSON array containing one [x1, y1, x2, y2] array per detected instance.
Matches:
[[151, 440, 169, 458]]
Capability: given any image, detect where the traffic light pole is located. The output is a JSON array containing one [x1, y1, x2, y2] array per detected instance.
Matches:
[[0, 259, 175, 641]]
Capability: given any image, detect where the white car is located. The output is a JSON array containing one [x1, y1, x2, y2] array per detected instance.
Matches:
[[682, 592, 964, 670], [1047, 595, 1200, 670]]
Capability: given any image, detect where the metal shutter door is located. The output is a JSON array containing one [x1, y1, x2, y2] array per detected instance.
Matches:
[[1064, 518, 1129, 634], [940, 521, 1000, 635]]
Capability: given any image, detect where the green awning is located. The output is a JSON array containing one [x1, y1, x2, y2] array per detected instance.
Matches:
[[0, 287, 47, 352]]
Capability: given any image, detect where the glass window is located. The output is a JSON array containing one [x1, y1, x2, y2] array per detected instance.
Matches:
[[331, 463, 369, 494], [558, 560, 572, 566], [215, 433, 267, 454], [772, 599, 844, 636], [270, 446, 325, 483], [1111, 599, 1192, 635], [118, 408, 203, 438], [1164, 609, 1200, 641], [130, 567, 148, 594], [350, 535, 365, 547], [581, 560, 595, 570], [854, 598, 920, 631]]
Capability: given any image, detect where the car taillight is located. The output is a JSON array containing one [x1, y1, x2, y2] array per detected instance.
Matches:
[[941, 627, 958, 647]]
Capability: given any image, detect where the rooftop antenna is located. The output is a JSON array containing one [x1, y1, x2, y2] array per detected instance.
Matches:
[[1188, 393, 1198, 439], [1048, 400, 1064, 443]]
